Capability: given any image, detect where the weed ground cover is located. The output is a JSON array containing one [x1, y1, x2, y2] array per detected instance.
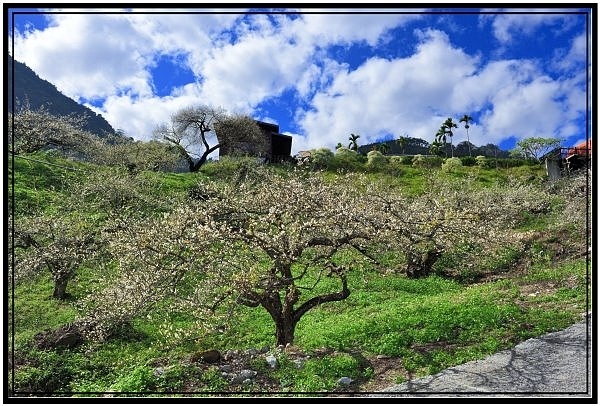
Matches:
[[8, 154, 590, 396]]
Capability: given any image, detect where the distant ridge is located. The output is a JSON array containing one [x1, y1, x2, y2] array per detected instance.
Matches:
[[7, 54, 116, 137]]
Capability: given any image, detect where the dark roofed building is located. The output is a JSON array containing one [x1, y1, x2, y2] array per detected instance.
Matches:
[[219, 120, 292, 163]]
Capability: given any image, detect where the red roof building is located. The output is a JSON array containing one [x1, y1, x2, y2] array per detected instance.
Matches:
[[566, 139, 592, 158]]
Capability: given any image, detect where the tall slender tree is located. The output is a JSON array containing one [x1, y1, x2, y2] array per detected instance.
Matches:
[[459, 114, 474, 157], [434, 126, 447, 157], [348, 133, 360, 151], [442, 118, 458, 158], [396, 136, 409, 155]]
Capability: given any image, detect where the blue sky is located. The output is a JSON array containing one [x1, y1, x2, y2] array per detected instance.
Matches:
[[8, 6, 593, 154]]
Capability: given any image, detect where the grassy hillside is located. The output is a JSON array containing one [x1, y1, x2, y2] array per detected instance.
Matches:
[[8, 152, 590, 396]]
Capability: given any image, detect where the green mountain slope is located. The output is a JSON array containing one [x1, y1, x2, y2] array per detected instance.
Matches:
[[7, 54, 116, 137]]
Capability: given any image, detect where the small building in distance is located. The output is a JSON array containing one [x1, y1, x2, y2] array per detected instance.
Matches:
[[544, 138, 592, 180], [565, 139, 592, 171], [219, 120, 292, 163]]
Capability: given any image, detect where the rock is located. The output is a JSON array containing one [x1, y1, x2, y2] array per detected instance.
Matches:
[[231, 369, 258, 384], [337, 377, 353, 386], [223, 350, 239, 361], [34, 323, 84, 350], [376, 354, 391, 359], [190, 349, 221, 364], [294, 359, 304, 369], [219, 364, 232, 372], [266, 355, 278, 368]]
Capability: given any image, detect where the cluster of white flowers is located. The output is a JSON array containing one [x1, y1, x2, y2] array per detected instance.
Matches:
[[15, 162, 587, 345]]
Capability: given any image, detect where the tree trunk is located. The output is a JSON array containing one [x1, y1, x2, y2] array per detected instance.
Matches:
[[52, 275, 69, 300], [274, 316, 297, 346], [406, 249, 442, 279], [190, 145, 220, 172]]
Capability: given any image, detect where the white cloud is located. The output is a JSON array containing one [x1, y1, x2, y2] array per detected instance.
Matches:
[[14, 14, 157, 99], [487, 12, 577, 43], [295, 27, 586, 152], [294, 13, 422, 47], [296, 29, 479, 150], [10, 9, 587, 155], [552, 32, 587, 73], [196, 23, 314, 114]]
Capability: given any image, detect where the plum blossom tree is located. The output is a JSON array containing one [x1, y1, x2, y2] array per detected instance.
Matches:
[[8, 107, 102, 157], [364, 175, 551, 278], [13, 213, 102, 300], [81, 168, 377, 345], [153, 106, 266, 172]]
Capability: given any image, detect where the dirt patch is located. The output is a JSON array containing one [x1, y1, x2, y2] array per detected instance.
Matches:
[[356, 355, 410, 392]]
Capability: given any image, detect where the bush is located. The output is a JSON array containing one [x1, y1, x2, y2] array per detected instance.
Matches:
[[475, 155, 491, 168], [201, 156, 264, 181], [400, 155, 414, 165], [366, 150, 388, 171], [387, 156, 404, 176], [497, 158, 540, 168], [442, 157, 463, 173], [460, 156, 477, 166], [12, 348, 82, 393], [110, 365, 156, 392], [413, 155, 443, 168], [332, 147, 363, 172], [308, 148, 334, 170]]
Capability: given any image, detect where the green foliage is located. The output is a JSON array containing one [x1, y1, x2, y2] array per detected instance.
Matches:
[[513, 137, 563, 162], [475, 155, 490, 168], [9, 134, 589, 394], [331, 147, 364, 171], [110, 365, 156, 392], [306, 148, 334, 170], [366, 150, 388, 171], [412, 154, 442, 168], [200, 156, 265, 181], [273, 352, 365, 392], [460, 156, 477, 166], [11, 347, 88, 393], [441, 157, 463, 172]]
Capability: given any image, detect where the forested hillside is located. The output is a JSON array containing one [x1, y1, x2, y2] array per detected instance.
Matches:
[[7, 54, 116, 137]]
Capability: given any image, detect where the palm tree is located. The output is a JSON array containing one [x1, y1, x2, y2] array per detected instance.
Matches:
[[348, 133, 360, 151], [442, 118, 458, 158], [378, 142, 390, 155], [396, 136, 409, 155], [435, 126, 447, 157], [459, 114, 474, 157]]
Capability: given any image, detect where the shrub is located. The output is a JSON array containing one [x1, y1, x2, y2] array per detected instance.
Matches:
[[332, 147, 363, 172], [400, 155, 414, 165], [110, 365, 156, 392], [366, 150, 388, 171], [308, 148, 334, 170], [413, 155, 442, 168], [441, 157, 463, 173], [387, 156, 404, 176], [460, 156, 477, 166], [475, 155, 491, 168], [201, 156, 264, 181]]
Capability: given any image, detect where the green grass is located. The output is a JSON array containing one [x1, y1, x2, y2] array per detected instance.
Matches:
[[9, 153, 589, 395]]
